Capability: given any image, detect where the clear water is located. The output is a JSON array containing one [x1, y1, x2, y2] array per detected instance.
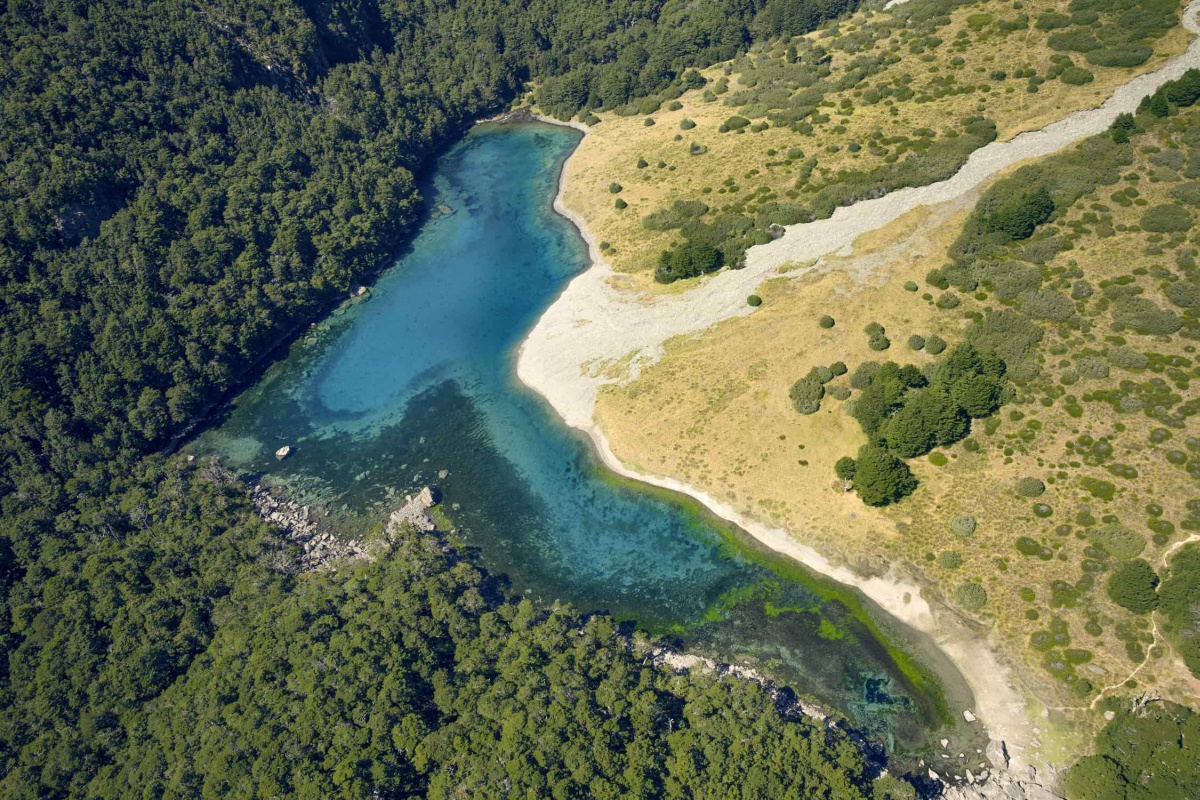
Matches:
[[194, 122, 972, 753]]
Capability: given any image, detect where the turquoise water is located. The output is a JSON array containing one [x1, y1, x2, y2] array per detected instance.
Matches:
[[194, 122, 970, 752]]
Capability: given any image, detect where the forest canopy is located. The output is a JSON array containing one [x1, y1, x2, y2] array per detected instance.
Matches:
[[0, 0, 872, 796]]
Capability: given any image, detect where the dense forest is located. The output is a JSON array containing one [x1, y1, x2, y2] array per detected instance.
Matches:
[[0, 0, 910, 796]]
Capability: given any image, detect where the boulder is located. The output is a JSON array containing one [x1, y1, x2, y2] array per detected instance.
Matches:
[[986, 740, 1009, 770]]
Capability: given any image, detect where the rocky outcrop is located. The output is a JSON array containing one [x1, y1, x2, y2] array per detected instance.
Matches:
[[650, 648, 830, 723], [252, 484, 441, 572], [940, 746, 1064, 800]]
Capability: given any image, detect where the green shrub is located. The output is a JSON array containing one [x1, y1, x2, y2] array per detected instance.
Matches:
[[882, 388, 968, 458], [937, 551, 963, 570], [1111, 296, 1182, 335], [1060, 66, 1094, 85], [1107, 558, 1160, 614], [925, 334, 947, 355], [642, 199, 710, 231], [1088, 45, 1152, 68], [868, 333, 891, 351], [952, 515, 977, 537], [1035, 12, 1070, 31], [680, 118, 696, 130], [680, 69, 706, 91], [907, 335, 926, 351], [904, 280, 919, 292], [637, 157, 648, 169], [720, 116, 750, 133], [1140, 204, 1192, 233], [852, 443, 917, 506], [1108, 345, 1149, 370], [1016, 536, 1053, 559], [789, 372, 826, 415], [951, 373, 1003, 417], [955, 582, 988, 612], [834, 456, 857, 481], [829, 361, 846, 376], [1016, 476, 1046, 497], [614, 198, 627, 210], [1091, 523, 1146, 560], [1165, 280, 1200, 308], [1081, 476, 1116, 501], [747, 294, 762, 307], [609, 182, 623, 194], [1019, 289, 1075, 321], [654, 240, 722, 283], [818, 315, 835, 329], [666, 100, 683, 111], [644, 117, 655, 127], [983, 186, 1055, 240]]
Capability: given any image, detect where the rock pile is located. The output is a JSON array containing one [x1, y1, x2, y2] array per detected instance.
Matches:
[[941, 742, 1065, 800], [252, 485, 441, 572]]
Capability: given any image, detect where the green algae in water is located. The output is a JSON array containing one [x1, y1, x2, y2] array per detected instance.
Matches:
[[193, 121, 974, 755]]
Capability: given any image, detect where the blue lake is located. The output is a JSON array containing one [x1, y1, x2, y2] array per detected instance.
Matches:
[[194, 121, 972, 752]]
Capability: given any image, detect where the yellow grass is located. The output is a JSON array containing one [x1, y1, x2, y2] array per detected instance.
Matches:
[[560, 0, 1192, 282], [595, 125, 1200, 734]]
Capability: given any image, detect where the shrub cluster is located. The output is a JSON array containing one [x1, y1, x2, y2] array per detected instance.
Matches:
[[835, 344, 1007, 504]]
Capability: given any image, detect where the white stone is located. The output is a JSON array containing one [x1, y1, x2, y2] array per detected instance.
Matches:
[[963, 709, 977, 722]]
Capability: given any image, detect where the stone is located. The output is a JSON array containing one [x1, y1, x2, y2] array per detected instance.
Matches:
[[964, 709, 977, 722], [986, 740, 1009, 770], [275, 445, 292, 460]]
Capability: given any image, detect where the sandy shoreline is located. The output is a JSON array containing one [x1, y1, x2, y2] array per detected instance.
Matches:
[[512, 0, 1200, 769]]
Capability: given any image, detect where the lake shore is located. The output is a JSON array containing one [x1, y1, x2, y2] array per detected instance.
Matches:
[[514, 2, 1200, 767], [514, 114, 1037, 766]]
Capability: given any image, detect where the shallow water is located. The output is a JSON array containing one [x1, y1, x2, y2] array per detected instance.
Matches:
[[194, 121, 970, 751]]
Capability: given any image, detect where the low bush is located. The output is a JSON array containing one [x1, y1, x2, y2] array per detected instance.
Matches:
[[952, 515, 977, 537], [937, 551, 963, 570], [954, 582, 988, 612], [789, 369, 826, 415], [1017, 477, 1046, 498], [1060, 66, 1094, 86], [747, 294, 762, 307], [680, 118, 696, 130], [1088, 45, 1152, 68], [1111, 296, 1183, 335], [719, 115, 751, 133], [1108, 345, 1149, 370], [907, 335, 926, 351], [609, 182, 623, 194], [1165, 280, 1200, 308], [1140, 204, 1192, 233], [819, 315, 835, 329], [925, 335, 947, 356], [1091, 523, 1146, 561]]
